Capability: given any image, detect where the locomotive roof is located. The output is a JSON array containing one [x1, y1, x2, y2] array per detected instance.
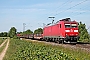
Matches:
[[58, 18, 77, 24], [64, 21, 77, 24], [56, 20, 77, 24], [45, 18, 78, 27]]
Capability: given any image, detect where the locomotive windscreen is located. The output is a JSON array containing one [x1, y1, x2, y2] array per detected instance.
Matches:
[[71, 24, 77, 28], [65, 24, 77, 28], [65, 24, 70, 28]]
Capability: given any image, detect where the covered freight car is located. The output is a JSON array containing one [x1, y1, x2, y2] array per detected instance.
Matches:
[[43, 18, 79, 43]]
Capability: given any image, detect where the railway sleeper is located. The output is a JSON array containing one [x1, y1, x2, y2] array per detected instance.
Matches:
[[55, 38, 64, 44]]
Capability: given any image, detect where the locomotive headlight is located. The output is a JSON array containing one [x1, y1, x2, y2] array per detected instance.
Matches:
[[76, 34, 78, 35], [66, 34, 67, 35], [65, 30, 70, 32], [74, 30, 78, 32]]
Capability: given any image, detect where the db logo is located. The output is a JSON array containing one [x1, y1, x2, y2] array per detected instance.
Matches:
[[71, 29, 73, 32]]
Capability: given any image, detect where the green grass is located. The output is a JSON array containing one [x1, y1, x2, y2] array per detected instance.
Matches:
[[3, 39, 90, 60], [0, 40, 7, 54], [0, 38, 5, 45]]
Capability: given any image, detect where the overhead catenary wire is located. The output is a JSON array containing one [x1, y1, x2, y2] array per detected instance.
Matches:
[[46, 0, 89, 28], [47, 0, 73, 23], [50, 0, 72, 15], [54, 0, 88, 16], [67, 5, 90, 17]]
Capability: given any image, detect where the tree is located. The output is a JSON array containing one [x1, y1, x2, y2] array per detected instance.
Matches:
[[3, 32, 8, 37], [8, 27, 17, 38], [78, 22, 89, 42], [34, 28, 43, 34], [17, 32, 23, 34], [0, 32, 8, 37], [23, 29, 33, 34], [0, 32, 4, 37]]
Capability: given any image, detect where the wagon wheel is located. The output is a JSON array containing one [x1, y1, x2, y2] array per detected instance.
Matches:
[[46, 38, 49, 42], [61, 40, 64, 44], [57, 40, 60, 44]]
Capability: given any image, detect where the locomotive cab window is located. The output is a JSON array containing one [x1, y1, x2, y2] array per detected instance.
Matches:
[[65, 24, 70, 28], [71, 24, 77, 28]]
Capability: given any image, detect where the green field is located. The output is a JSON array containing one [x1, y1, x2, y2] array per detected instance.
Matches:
[[0, 38, 5, 45], [3, 39, 90, 60]]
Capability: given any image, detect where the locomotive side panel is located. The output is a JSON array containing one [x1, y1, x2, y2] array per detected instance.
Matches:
[[43, 22, 65, 37], [43, 21, 66, 43], [59, 21, 65, 38], [43, 26, 52, 37], [51, 24, 59, 36]]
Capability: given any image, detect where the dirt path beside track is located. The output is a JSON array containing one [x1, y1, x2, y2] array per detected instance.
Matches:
[[0, 39, 7, 48], [0, 39, 9, 60]]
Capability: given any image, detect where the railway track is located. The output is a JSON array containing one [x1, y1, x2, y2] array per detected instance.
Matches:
[[25, 38, 90, 52], [76, 43, 90, 51]]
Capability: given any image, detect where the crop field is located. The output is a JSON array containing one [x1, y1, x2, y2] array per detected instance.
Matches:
[[0, 38, 5, 45], [3, 39, 90, 60]]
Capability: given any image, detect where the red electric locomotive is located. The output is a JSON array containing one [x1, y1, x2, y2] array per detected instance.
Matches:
[[43, 18, 79, 43]]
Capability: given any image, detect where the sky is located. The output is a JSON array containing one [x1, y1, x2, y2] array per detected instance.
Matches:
[[0, 0, 90, 32]]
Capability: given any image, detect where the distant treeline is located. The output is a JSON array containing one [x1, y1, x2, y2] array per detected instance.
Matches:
[[0, 27, 43, 38]]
